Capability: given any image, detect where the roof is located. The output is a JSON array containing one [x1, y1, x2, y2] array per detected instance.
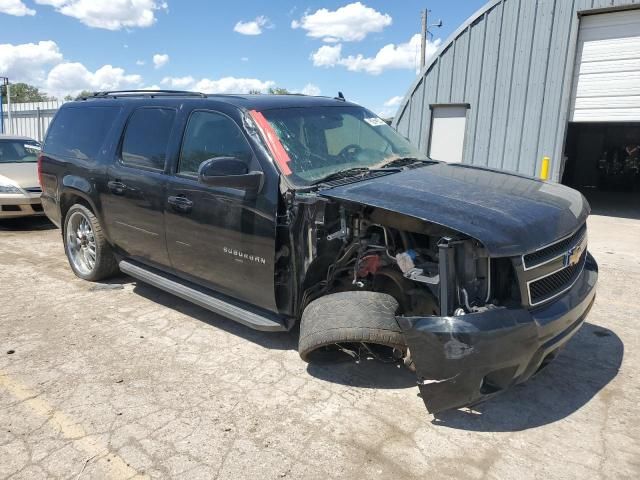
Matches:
[[75, 92, 358, 111], [0, 135, 38, 142]]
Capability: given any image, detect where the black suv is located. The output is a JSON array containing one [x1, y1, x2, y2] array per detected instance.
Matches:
[[39, 91, 598, 413]]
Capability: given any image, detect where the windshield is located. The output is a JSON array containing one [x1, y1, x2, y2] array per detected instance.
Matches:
[[0, 140, 41, 164], [259, 106, 427, 185]]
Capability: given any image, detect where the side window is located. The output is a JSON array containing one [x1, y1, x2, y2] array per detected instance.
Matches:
[[178, 111, 253, 176], [44, 106, 120, 160], [121, 108, 176, 170]]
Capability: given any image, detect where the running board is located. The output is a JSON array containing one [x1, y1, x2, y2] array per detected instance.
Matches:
[[119, 260, 287, 332]]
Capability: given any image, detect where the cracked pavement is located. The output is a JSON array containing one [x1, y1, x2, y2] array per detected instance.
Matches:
[[0, 210, 639, 479]]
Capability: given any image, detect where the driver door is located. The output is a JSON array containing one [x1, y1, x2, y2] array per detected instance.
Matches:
[[164, 109, 278, 312]]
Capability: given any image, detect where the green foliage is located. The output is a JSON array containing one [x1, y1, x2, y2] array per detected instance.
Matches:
[[249, 87, 291, 95], [267, 87, 291, 95], [0, 83, 51, 103]]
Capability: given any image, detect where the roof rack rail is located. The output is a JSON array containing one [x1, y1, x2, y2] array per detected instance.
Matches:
[[88, 90, 207, 98]]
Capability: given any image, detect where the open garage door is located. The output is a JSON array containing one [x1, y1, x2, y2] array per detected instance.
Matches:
[[564, 9, 640, 219], [571, 9, 640, 122]]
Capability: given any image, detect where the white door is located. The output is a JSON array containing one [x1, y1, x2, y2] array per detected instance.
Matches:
[[571, 9, 640, 122], [428, 105, 468, 163]]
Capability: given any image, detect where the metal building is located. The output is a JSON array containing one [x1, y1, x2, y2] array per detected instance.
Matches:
[[393, 0, 640, 194]]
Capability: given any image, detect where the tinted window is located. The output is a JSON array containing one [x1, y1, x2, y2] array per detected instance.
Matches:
[[178, 111, 253, 176], [0, 140, 41, 163], [121, 108, 176, 170], [44, 106, 120, 160]]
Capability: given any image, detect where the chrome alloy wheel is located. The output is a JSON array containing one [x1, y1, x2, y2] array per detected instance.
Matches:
[[66, 211, 97, 275]]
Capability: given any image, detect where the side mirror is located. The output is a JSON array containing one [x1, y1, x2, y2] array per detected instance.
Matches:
[[198, 157, 263, 192]]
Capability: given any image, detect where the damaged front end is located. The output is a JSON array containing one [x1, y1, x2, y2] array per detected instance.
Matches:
[[398, 249, 598, 414], [283, 189, 598, 414]]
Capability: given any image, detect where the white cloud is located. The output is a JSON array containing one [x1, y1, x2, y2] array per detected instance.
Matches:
[[161, 76, 275, 94], [0, 41, 63, 84], [161, 76, 194, 89], [378, 95, 405, 118], [240, 57, 249, 62], [311, 34, 441, 75], [311, 44, 342, 67], [234, 15, 270, 35], [135, 59, 145, 66], [384, 95, 403, 108], [0, 0, 36, 16], [300, 83, 321, 96], [292, 2, 391, 43], [153, 53, 169, 69], [34, 0, 168, 30], [46, 63, 143, 97]]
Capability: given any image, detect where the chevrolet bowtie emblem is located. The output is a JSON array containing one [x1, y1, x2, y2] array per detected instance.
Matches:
[[564, 238, 586, 268]]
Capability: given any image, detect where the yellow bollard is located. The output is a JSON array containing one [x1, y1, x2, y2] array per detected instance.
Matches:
[[540, 156, 551, 181]]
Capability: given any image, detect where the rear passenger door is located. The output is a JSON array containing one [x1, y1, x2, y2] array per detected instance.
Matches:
[[164, 109, 278, 312], [102, 106, 177, 268]]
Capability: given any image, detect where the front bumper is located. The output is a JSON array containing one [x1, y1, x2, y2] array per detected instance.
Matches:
[[0, 193, 44, 219], [397, 252, 598, 414]]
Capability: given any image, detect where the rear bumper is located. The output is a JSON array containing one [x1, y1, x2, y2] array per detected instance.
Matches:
[[398, 252, 598, 414]]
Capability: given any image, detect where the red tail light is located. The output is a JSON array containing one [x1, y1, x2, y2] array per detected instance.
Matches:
[[37, 153, 44, 188]]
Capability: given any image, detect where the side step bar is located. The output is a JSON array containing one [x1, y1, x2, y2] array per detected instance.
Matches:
[[119, 260, 287, 332]]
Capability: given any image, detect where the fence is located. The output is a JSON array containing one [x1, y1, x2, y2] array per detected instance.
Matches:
[[0, 100, 62, 142]]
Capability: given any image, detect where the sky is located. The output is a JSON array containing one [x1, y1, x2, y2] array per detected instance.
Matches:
[[0, 0, 487, 117]]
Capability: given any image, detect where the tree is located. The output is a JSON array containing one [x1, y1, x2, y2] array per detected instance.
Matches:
[[268, 87, 291, 95], [248, 87, 291, 95], [1, 83, 51, 103]]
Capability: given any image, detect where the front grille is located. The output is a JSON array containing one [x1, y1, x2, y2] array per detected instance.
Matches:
[[32, 204, 43, 212], [523, 224, 587, 269], [528, 251, 587, 306]]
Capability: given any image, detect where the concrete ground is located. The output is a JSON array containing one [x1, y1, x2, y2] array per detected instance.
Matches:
[[0, 204, 639, 479]]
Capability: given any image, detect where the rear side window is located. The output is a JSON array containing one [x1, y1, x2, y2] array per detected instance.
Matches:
[[121, 108, 176, 171], [178, 111, 253, 176], [44, 106, 120, 160]]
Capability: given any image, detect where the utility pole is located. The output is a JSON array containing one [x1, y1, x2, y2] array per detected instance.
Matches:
[[0, 77, 7, 135], [6, 82, 12, 135], [420, 9, 428, 70], [420, 9, 443, 71]]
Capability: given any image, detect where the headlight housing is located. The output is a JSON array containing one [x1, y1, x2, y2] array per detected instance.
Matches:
[[0, 177, 23, 194]]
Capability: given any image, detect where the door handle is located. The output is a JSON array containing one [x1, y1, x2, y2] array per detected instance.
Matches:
[[168, 195, 194, 213], [107, 180, 127, 195]]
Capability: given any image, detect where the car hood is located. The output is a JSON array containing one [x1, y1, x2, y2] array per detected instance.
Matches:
[[0, 162, 39, 189], [320, 163, 590, 257]]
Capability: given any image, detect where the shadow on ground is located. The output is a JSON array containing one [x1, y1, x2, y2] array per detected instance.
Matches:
[[131, 281, 298, 351], [431, 322, 623, 432], [582, 189, 640, 220], [121, 277, 622, 423], [0, 216, 56, 231]]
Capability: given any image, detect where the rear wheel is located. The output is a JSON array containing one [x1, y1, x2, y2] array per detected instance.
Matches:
[[298, 291, 407, 364], [63, 204, 118, 281]]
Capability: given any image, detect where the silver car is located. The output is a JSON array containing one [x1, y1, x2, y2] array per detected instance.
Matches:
[[0, 135, 43, 219]]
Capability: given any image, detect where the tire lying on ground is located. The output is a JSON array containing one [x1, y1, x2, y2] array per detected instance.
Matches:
[[298, 291, 406, 363]]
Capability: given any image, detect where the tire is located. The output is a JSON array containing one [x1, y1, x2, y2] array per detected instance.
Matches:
[[298, 291, 406, 363], [63, 204, 119, 281]]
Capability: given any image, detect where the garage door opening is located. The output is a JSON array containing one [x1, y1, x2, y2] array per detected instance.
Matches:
[[562, 9, 640, 219], [562, 122, 640, 218]]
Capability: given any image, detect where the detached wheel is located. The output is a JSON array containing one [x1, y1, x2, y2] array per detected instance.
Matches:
[[63, 204, 118, 281], [299, 291, 406, 363]]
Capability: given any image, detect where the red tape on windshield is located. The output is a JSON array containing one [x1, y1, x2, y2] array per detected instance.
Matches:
[[249, 110, 292, 176]]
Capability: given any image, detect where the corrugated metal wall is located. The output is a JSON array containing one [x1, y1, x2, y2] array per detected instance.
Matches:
[[1, 100, 62, 142], [393, 0, 640, 181]]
